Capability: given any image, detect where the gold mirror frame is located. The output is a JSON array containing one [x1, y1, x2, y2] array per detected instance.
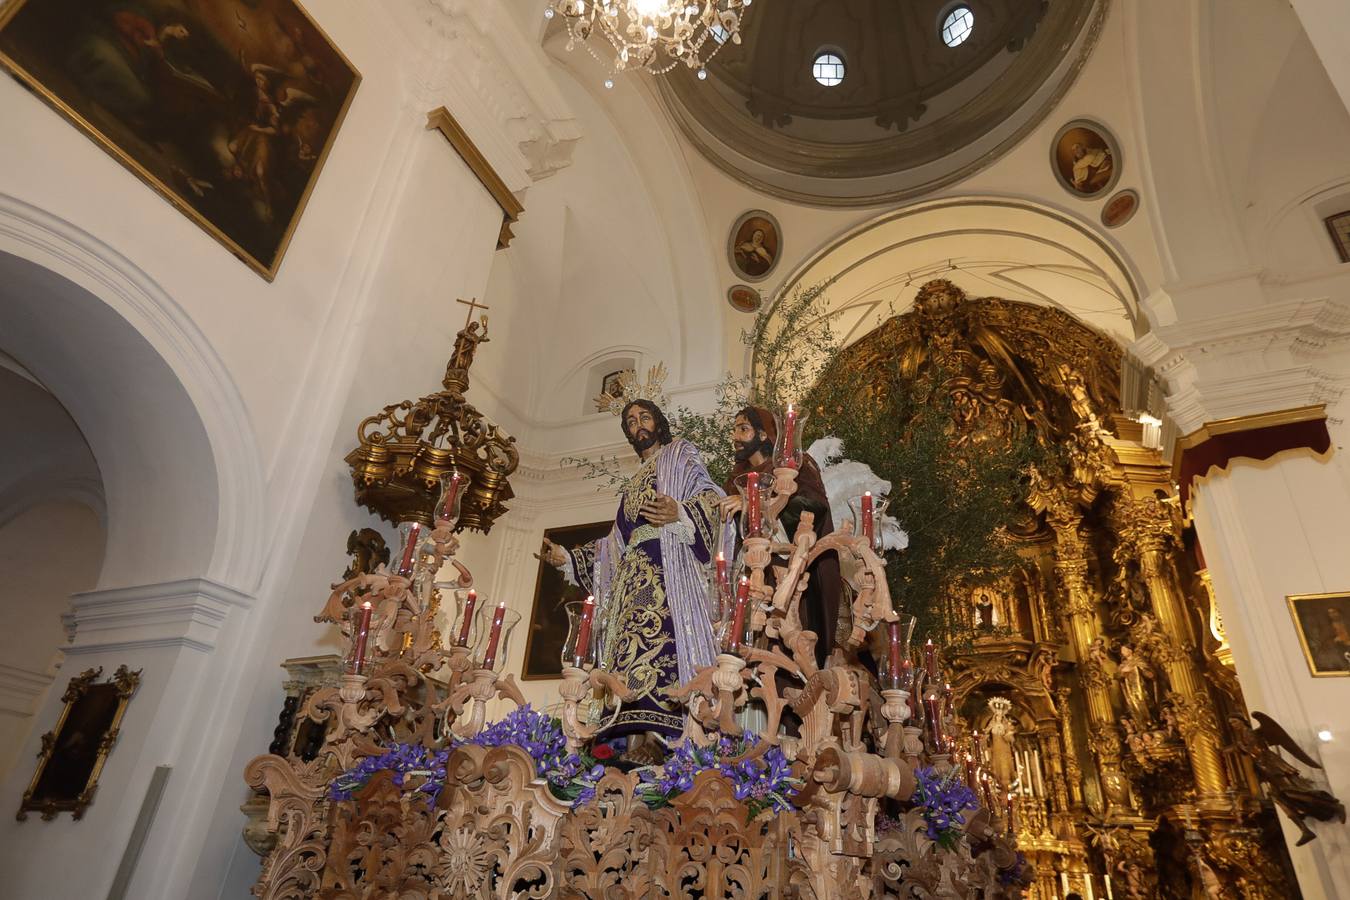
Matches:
[[17, 665, 142, 821]]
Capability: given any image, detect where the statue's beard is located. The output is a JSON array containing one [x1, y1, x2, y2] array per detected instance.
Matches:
[[628, 428, 660, 455], [734, 438, 772, 463]]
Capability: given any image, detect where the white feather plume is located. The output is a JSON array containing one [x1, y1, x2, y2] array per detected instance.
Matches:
[[811, 435, 909, 552]]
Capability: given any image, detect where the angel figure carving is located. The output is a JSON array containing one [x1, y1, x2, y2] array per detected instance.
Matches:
[[1230, 711, 1346, 845]]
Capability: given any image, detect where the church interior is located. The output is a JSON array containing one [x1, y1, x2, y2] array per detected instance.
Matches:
[[2, 0, 1350, 897]]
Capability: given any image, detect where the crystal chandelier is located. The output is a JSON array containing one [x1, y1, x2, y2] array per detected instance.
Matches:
[[545, 0, 751, 86]]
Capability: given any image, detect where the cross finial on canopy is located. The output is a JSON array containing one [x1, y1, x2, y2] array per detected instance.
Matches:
[[456, 296, 490, 330]]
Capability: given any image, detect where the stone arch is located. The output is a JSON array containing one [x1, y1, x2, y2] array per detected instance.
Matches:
[[0, 193, 266, 592]]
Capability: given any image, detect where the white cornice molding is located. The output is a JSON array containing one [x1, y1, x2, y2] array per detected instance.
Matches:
[[67, 578, 253, 656], [0, 663, 54, 716], [407, 0, 581, 188]]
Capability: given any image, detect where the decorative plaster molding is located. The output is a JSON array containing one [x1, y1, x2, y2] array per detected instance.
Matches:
[[0, 663, 54, 717], [67, 578, 253, 656], [416, 0, 580, 187]]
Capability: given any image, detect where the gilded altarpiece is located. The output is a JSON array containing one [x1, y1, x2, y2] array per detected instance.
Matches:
[[820, 282, 1298, 899]]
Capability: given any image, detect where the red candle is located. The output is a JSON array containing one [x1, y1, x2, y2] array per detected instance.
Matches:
[[942, 682, 954, 718], [745, 471, 762, 537], [861, 491, 874, 544], [964, 753, 978, 787], [781, 403, 799, 469], [352, 601, 373, 674], [924, 639, 938, 679], [456, 589, 477, 647], [981, 774, 997, 813], [716, 551, 728, 592], [393, 522, 423, 577], [727, 576, 751, 653], [436, 471, 464, 525], [924, 695, 945, 749], [1006, 792, 1017, 834], [482, 600, 507, 670], [886, 620, 904, 690], [573, 595, 596, 667], [972, 732, 985, 764]]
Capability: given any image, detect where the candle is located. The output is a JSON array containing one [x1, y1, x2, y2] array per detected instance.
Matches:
[[924, 639, 938, 679], [456, 589, 477, 647], [1104, 874, 1114, 900], [981, 773, 997, 813], [352, 601, 373, 674], [972, 732, 985, 764], [963, 753, 977, 788], [573, 595, 595, 667], [482, 599, 507, 670], [745, 472, 762, 536], [942, 681, 954, 718], [727, 575, 751, 653], [436, 470, 464, 525], [781, 403, 799, 469], [1085, 877, 1096, 900], [861, 491, 874, 543], [1006, 792, 1017, 834], [1061, 872, 1070, 896], [886, 620, 904, 690], [924, 695, 945, 749], [393, 522, 423, 577], [716, 551, 729, 593]]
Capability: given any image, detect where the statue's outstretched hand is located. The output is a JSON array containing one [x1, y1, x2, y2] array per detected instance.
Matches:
[[535, 538, 567, 568], [717, 494, 743, 521]]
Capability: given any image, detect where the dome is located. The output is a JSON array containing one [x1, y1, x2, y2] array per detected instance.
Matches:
[[657, 0, 1106, 205]]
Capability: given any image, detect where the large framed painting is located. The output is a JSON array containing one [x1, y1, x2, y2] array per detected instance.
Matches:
[[18, 665, 142, 821], [0, 0, 360, 280], [1050, 119, 1121, 199], [1287, 591, 1350, 677], [522, 520, 613, 680]]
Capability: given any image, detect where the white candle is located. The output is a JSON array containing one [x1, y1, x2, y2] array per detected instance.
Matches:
[[1061, 872, 1070, 896], [1104, 873, 1114, 900], [1085, 875, 1095, 900]]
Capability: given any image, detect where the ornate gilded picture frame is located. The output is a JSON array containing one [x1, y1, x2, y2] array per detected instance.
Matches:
[[521, 521, 613, 680], [0, 0, 360, 281], [1287, 591, 1350, 677], [18, 665, 142, 821]]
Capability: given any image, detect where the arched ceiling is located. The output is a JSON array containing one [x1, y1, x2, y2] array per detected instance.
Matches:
[[657, 0, 1106, 206]]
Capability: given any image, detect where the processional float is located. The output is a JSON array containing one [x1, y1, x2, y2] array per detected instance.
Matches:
[[242, 312, 1030, 899]]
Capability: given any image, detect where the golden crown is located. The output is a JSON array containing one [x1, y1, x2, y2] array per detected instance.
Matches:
[[594, 363, 669, 416]]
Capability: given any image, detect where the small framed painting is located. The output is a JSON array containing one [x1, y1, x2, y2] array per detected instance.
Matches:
[[1287, 591, 1350, 676], [18, 665, 142, 821], [728, 209, 782, 282], [0, 0, 360, 280], [521, 520, 614, 680], [1050, 119, 1121, 199], [1325, 211, 1350, 264]]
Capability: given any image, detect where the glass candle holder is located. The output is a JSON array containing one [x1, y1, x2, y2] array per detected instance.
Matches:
[[434, 468, 469, 528], [707, 552, 734, 641], [882, 614, 917, 690], [772, 404, 809, 470], [847, 492, 889, 553], [441, 587, 480, 649], [390, 520, 426, 578], [735, 471, 774, 540], [561, 595, 598, 669], [473, 599, 521, 672], [725, 575, 752, 654]]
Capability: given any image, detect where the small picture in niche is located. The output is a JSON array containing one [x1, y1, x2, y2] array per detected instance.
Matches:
[[600, 370, 626, 402], [727, 284, 762, 313], [522, 520, 614, 680], [1325, 211, 1350, 263], [728, 210, 782, 282], [1101, 189, 1139, 228], [1051, 120, 1120, 199], [1287, 592, 1350, 676]]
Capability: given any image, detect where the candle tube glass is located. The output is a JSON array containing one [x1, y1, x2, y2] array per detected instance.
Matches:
[[390, 521, 426, 579], [924, 694, 945, 749], [771, 404, 809, 470], [441, 586, 479, 649], [433, 469, 469, 528], [923, 638, 939, 680], [561, 595, 597, 669], [351, 601, 374, 674], [726, 576, 752, 654], [475, 600, 521, 671], [847, 492, 890, 552], [735, 472, 773, 540]]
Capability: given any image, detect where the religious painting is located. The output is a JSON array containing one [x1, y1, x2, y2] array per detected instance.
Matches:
[[1050, 120, 1120, 199], [1325, 210, 1350, 264], [728, 209, 782, 282], [18, 665, 142, 821], [522, 520, 613, 680], [0, 0, 361, 281], [600, 370, 626, 403], [1287, 592, 1350, 676], [726, 283, 762, 313], [1101, 189, 1139, 228]]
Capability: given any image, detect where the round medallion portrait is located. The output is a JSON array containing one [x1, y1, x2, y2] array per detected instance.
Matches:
[[1101, 189, 1139, 229], [1050, 120, 1121, 199], [727, 210, 782, 282], [726, 284, 762, 313]]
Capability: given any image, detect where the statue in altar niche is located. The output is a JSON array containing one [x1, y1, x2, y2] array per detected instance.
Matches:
[[986, 696, 1018, 790], [1115, 643, 1161, 730], [539, 370, 722, 765], [719, 405, 841, 669]]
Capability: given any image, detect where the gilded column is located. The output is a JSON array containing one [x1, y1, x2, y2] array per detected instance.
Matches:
[[1053, 685, 1085, 810], [1117, 497, 1230, 810], [1043, 496, 1134, 816]]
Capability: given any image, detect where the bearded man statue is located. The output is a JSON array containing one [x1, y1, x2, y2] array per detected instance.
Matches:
[[720, 405, 842, 670], [539, 399, 722, 764]]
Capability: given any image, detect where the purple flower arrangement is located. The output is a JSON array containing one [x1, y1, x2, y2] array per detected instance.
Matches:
[[328, 742, 450, 806], [910, 765, 979, 850], [636, 733, 800, 820]]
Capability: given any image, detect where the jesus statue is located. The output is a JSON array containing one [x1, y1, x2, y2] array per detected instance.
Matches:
[[539, 398, 722, 764]]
